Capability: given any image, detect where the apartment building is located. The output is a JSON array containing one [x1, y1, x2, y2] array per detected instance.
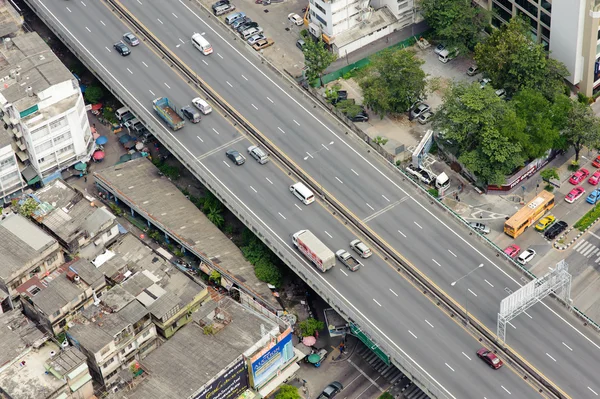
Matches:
[[0, 32, 95, 204], [481, 0, 600, 97]]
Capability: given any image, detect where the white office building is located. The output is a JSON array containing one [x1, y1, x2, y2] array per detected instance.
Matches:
[[0, 32, 94, 203]]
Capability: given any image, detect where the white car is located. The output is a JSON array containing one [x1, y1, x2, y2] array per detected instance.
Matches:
[[247, 34, 265, 45], [288, 13, 303, 26], [517, 248, 536, 264]]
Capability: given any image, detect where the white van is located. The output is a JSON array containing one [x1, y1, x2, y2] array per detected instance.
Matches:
[[191, 33, 213, 55], [290, 182, 314, 205], [115, 106, 130, 120], [438, 48, 459, 63], [192, 97, 212, 115]]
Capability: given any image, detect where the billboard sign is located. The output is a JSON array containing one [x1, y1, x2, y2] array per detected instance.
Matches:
[[193, 357, 249, 399], [250, 330, 294, 388]]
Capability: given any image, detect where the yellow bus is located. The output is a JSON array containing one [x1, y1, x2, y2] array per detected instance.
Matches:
[[504, 190, 555, 238]]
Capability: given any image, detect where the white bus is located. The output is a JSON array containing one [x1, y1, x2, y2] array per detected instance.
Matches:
[[191, 33, 213, 55]]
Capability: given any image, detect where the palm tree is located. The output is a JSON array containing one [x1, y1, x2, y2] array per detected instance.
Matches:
[[206, 205, 224, 228]]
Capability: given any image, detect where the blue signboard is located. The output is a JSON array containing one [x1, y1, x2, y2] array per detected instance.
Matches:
[[250, 331, 293, 388]]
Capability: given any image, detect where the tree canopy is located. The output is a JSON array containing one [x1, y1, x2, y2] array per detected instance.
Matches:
[[302, 38, 337, 86], [561, 100, 600, 162], [358, 48, 426, 117], [275, 385, 302, 399]]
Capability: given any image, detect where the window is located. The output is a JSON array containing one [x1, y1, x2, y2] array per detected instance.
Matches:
[[540, 0, 550, 12], [35, 140, 53, 154], [53, 132, 72, 145], [540, 11, 550, 27], [100, 346, 110, 356], [515, 0, 538, 17], [492, 3, 512, 23], [493, 0, 513, 12], [102, 356, 115, 369], [0, 156, 15, 169], [27, 286, 41, 296], [30, 126, 48, 141], [49, 117, 67, 131], [315, 13, 326, 25], [29, 266, 41, 277], [315, 3, 326, 14]]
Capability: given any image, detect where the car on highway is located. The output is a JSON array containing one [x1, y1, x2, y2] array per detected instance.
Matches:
[[226, 149, 245, 165], [469, 222, 490, 234], [593, 154, 600, 168], [476, 347, 503, 369], [317, 381, 343, 399], [288, 13, 303, 26], [535, 215, 555, 231], [252, 38, 275, 51], [569, 168, 590, 185], [517, 248, 536, 264], [410, 102, 430, 120], [417, 110, 434, 125], [192, 97, 212, 115], [247, 34, 265, 45], [587, 189, 600, 204], [181, 106, 201, 123], [503, 244, 520, 258], [247, 145, 269, 164], [122, 32, 139, 46], [565, 186, 585, 203], [433, 43, 445, 55], [113, 41, 131, 56], [589, 170, 600, 185], [350, 239, 372, 258], [466, 64, 479, 76], [545, 220, 568, 240]]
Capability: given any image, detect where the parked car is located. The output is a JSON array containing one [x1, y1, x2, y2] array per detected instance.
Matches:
[[504, 244, 520, 258], [113, 41, 131, 56], [330, 90, 348, 105], [477, 348, 503, 369], [410, 102, 430, 120], [232, 17, 251, 30], [405, 164, 434, 185], [565, 186, 585, 203], [469, 222, 490, 235], [569, 168, 590, 184], [225, 149, 245, 165], [288, 13, 303, 26], [433, 43, 446, 55], [593, 155, 600, 168], [122, 32, 140, 46], [479, 78, 492, 89], [296, 39, 306, 50], [348, 111, 369, 122], [589, 170, 600, 185], [237, 21, 259, 33], [317, 382, 343, 399], [545, 221, 568, 240], [350, 239, 372, 258], [247, 34, 266, 45], [212, 0, 230, 11], [587, 189, 600, 204], [495, 88, 507, 99], [517, 248, 536, 264], [467, 65, 479, 76], [241, 27, 263, 39], [252, 38, 275, 51], [417, 110, 434, 125], [535, 215, 555, 231]]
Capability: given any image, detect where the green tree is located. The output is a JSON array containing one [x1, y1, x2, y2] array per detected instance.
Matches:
[[276, 385, 301, 399], [302, 38, 337, 86], [241, 228, 283, 287], [209, 270, 221, 284], [336, 99, 363, 118], [84, 86, 104, 104], [205, 204, 225, 228], [418, 0, 489, 51], [14, 197, 38, 217], [378, 393, 394, 399], [298, 317, 324, 337], [358, 48, 426, 117], [562, 100, 600, 162], [540, 167, 559, 182], [254, 257, 282, 287]]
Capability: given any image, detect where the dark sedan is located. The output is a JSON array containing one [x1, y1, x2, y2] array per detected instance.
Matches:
[[226, 149, 245, 165], [113, 41, 131, 56]]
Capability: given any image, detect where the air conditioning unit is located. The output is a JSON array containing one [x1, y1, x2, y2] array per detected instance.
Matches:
[[309, 22, 322, 38]]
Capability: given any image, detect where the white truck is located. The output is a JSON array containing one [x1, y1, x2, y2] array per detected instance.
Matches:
[[292, 230, 335, 272], [335, 249, 361, 272]]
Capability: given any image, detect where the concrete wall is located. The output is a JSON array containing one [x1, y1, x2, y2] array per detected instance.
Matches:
[[548, 0, 585, 86]]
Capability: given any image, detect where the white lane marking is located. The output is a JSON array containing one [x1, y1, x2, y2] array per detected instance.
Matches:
[[85, 26, 91, 32], [293, 119, 300, 126], [468, 289, 477, 297], [425, 320, 434, 328], [397, 230, 406, 237], [222, 160, 230, 167], [462, 352, 471, 360], [179, 38, 185, 44], [523, 311, 532, 319], [366, 203, 375, 211], [66, 7, 72, 12], [507, 321, 516, 329], [250, 186, 257, 193], [149, 89, 155, 96], [265, 177, 274, 184], [142, 61, 149, 68], [100, 20, 106, 26], [164, 82, 171, 89], [445, 363, 455, 372], [484, 279, 494, 287], [217, 53, 223, 59], [373, 298, 382, 307], [432, 259, 441, 267], [335, 176, 344, 184], [202, 59, 209, 65], [324, 231, 332, 238], [212, 128, 220, 135], [196, 135, 204, 143], [267, 97, 274, 103], [157, 18, 164, 24], [137, 0, 142, 4], [127, 68, 133, 74], [546, 353, 557, 362], [172, 12, 179, 18], [305, 152, 313, 159], [588, 387, 599, 396], [501, 386, 511, 395], [295, 204, 302, 211], [252, 104, 258, 110], [242, 75, 248, 81], [351, 168, 359, 176], [226, 81, 233, 87], [322, 143, 330, 151], [278, 127, 285, 134], [414, 221, 423, 229], [382, 195, 390, 202], [105, 46, 111, 52], [80, 0, 86, 6], [340, 269, 348, 276], [562, 342, 573, 351], [389, 288, 398, 297], [448, 250, 457, 257], [278, 212, 286, 220], [408, 330, 418, 339]]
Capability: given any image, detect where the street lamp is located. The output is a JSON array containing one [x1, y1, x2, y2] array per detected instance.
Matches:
[[304, 141, 334, 198], [450, 263, 483, 324]]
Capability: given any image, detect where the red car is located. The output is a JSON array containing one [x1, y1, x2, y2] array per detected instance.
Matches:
[[504, 244, 520, 258], [590, 170, 600, 185], [569, 168, 590, 185], [565, 186, 585, 203], [593, 155, 600, 168], [477, 347, 503, 369]]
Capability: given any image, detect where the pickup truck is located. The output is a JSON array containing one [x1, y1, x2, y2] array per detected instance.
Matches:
[[335, 249, 361, 272]]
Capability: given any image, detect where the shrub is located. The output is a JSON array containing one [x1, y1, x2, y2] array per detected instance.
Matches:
[[574, 205, 600, 231], [378, 393, 394, 399], [298, 317, 324, 337], [428, 188, 439, 198], [544, 184, 554, 192], [276, 385, 301, 399]]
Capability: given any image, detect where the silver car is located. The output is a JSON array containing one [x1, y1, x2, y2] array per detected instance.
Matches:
[[469, 222, 490, 235], [122, 32, 140, 46], [350, 239, 372, 258], [247, 34, 265, 45], [247, 145, 269, 164]]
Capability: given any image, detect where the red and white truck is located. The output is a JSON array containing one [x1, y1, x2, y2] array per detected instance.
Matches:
[[292, 230, 335, 272]]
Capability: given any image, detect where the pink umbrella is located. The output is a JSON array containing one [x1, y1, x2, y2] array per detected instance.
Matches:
[[302, 336, 316, 346]]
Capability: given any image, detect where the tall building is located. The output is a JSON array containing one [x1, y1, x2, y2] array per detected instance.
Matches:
[[0, 32, 95, 204], [482, 0, 600, 97]]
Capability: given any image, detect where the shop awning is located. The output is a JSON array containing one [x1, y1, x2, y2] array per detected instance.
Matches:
[[21, 165, 40, 185]]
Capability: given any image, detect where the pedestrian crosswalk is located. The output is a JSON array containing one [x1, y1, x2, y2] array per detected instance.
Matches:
[[572, 239, 600, 262]]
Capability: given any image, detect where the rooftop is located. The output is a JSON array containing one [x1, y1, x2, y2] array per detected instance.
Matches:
[[94, 158, 280, 311], [334, 7, 397, 48], [0, 212, 57, 281], [115, 298, 276, 399], [0, 0, 22, 37], [0, 310, 47, 369], [45, 347, 88, 378]]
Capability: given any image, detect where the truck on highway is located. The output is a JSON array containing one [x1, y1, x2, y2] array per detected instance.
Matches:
[[335, 249, 361, 272], [152, 97, 185, 131], [292, 230, 335, 272]]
